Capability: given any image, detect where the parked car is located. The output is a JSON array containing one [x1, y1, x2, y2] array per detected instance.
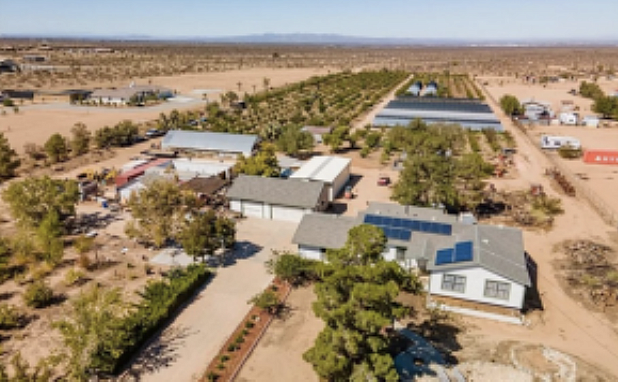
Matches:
[[145, 129, 165, 138], [377, 175, 391, 186]]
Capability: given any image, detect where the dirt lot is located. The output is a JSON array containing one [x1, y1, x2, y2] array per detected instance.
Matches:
[[0, 67, 329, 153], [236, 286, 322, 382]]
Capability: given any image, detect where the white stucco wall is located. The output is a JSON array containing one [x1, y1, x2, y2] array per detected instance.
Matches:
[[429, 266, 526, 309], [330, 163, 351, 201], [299, 245, 324, 261]]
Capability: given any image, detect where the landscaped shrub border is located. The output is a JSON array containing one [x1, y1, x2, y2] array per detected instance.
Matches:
[[102, 264, 213, 375], [202, 278, 291, 382]]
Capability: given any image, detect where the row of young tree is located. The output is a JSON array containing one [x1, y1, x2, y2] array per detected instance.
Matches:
[[0, 120, 143, 184], [579, 81, 618, 119]]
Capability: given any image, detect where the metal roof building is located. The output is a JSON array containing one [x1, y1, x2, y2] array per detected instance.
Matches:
[[289, 156, 351, 201], [161, 131, 258, 157], [374, 97, 504, 131]]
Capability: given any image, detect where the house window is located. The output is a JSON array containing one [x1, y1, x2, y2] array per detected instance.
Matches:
[[441, 274, 466, 293], [396, 247, 406, 261], [484, 280, 511, 300]]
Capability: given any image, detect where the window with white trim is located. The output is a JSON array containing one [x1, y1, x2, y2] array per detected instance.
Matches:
[[441, 274, 466, 293], [484, 280, 511, 300]]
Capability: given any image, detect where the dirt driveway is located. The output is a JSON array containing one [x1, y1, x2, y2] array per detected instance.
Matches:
[[122, 218, 298, 382]]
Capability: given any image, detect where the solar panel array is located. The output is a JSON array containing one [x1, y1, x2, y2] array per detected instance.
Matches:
[[363, 214, 453, 241], [435, 241, 474, 265]]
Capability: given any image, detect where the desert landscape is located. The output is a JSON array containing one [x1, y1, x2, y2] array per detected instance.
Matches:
[[1, 16, 618, 382]]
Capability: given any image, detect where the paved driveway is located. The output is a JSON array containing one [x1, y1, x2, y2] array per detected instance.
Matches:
[[122, 218, 298, 382]]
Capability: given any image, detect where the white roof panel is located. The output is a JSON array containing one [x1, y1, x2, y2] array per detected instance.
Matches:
[[290, 156, 351, 183]]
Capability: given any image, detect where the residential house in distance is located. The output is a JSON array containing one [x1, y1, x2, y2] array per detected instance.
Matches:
[[301, 126, 332, 144], [292, 202, 531, 317], [161, 130, 258, 158], [289, 156, 351, 201], [0, 59, 20, 74], [520, 99, 554, 125], [227, 175, 329, 222], [88, 84, 173, 106]]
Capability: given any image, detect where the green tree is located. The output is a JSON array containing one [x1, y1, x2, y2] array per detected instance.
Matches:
[[266, 251, 319, 286], [323, 126, 350, 153], [179, 210, 236, 263], [235, 143, 280, 177], [36, 211, 64, 265], [54, 285, 125, 382], [44, 133, 68, 163], [70, 122, 91, 156], [2, 176, 79, 228], [248, 290, 280, 314], [275, 125, 314, 157], [593, 96, 618, 119], [0, 132, 20, 181], [23, 280, 54, 308], [579, 81, 605, 100], [499, 94, 522, 116], [125, 180, 198, 248], [304, 225, 418, 381]]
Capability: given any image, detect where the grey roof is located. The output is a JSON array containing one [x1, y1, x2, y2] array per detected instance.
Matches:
[[161, 130, 258, 155], [292, 214, 357, 249], [226, 175, 326, 209], [293, 202, 531, 286]]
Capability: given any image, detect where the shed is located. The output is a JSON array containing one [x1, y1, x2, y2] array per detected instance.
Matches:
[[289, 156, 351, 201], [161, 130, 258, 158], [227, 175, 329, 222], [115, 158, 171, 188]]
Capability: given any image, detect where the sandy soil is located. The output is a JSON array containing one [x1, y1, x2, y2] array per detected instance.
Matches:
[[0, 67, 329, 153], [236, 286, 322, 382]]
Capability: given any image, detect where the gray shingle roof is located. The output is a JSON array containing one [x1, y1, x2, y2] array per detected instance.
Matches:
[[227, 176, 326, 209], [292, 214, 357, 249], [161, 131, 258, 156], [293, 202, 531, 287]]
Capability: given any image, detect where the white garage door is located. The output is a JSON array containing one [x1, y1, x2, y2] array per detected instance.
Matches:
[[271, 205, 306, 222], [299, 246, 324, 261], [242, 201, 264, 218]]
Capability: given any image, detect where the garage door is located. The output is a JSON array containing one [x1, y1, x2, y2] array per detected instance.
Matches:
[[242, 201, 264, 218], [271, 205, 305, 222]]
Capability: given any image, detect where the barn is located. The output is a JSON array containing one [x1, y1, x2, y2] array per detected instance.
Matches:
[[289, 156, 351, 201], [161, 130, 258, 158], [227, 175, 329, 222]]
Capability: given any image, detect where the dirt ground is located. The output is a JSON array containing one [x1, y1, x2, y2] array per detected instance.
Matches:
[[236, 286, 322, 382], [481, 75, 618, 218], [0, 67, 329, 153]]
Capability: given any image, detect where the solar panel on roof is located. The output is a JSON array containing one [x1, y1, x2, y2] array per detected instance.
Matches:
[[381, 217, 393, 226], [400, 230, 412, 241], [435, 249, 454, 265], [364, 214, 380, 225], [454, 241, 474, 262], [392, 218, 403, 228]]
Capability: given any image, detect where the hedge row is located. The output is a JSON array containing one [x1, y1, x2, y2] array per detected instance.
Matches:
[[94, 264, 212, 374]]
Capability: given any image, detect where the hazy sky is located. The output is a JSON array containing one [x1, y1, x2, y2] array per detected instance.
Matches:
[[2, 0, 617, 41]]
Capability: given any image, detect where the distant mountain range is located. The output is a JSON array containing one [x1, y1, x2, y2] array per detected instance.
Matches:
[[2, 33, 617, 46]]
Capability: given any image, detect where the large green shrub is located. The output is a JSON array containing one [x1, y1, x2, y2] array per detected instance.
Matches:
[[23, 280, 54, 308]]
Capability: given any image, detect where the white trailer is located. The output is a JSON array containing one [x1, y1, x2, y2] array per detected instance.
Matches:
[[540, 135, 581, 149], [559, 112, 579, 125]]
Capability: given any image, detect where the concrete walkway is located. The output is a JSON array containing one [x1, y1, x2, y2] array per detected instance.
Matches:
[[121, 218, 297, 382]]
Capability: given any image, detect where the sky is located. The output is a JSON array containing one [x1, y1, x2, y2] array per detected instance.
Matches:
[[1, 0, 617, 41]]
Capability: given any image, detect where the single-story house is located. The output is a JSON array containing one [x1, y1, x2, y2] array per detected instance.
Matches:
[[180, 176, 228, 198], [0, 59, 19, 74], [301, 126, 332, 144], [582, 115, 600, 128], [161, 130, 258, 158], [289, 156, 351, 201], [292, 202, 531, 311], [521, 99, 554, 120], [88, 85, 172, 105], [227, 175, 329, 222]]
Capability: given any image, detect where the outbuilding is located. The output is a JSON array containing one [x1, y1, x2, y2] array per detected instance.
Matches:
[[289, 156, 351, 201], [161, 130, 258, 158], [227, 175, 329, 222]]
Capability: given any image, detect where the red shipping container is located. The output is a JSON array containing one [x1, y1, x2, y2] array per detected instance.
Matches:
[[583, 150, 618, 165]]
